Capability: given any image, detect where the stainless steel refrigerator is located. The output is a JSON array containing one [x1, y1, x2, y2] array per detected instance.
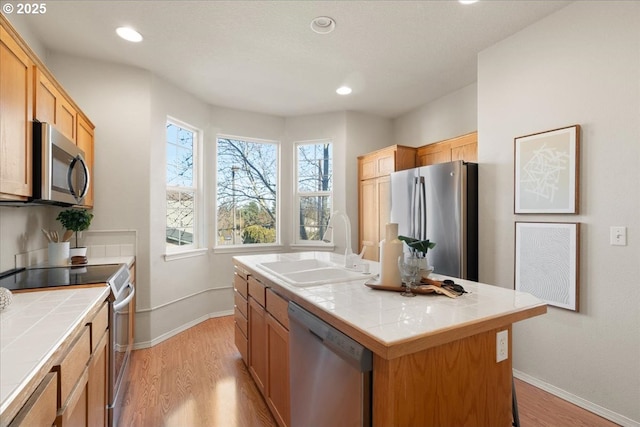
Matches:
[[390, 160, 478, 281]]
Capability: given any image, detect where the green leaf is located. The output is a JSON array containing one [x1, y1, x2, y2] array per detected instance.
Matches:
[[398, 235, 436, 254]]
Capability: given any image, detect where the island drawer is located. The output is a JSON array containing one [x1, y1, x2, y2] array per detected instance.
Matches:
[[248, 276, 266, 307], [234, 273, 248, 298], [8, 372, 57, 427], [234, 291, 248, 318], [56, 325, 90, 407], [235, 308, 248, 337], [266, 289, 289, 329], [234, 324, 248, 363], [89, 301, 108, 353]]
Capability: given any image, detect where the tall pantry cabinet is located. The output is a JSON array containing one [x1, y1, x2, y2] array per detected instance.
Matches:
[[357, 145, 415, 261]]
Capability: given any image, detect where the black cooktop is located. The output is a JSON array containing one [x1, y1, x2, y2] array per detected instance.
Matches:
[[0, 264, 123, 292]]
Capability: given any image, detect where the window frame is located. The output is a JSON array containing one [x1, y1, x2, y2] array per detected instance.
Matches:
[[165, 116, 204, 257], [293, 139, 333, 246], [214, 134, 281, 251]]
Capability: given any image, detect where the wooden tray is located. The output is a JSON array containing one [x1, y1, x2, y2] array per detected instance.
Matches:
[[365, 278, 462, 298]]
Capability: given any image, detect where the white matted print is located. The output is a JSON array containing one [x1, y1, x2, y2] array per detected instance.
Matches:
[[514, 125, 580, 213], [515, 222, 580, 311]]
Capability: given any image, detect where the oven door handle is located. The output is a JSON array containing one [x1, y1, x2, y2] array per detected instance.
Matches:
[[113, 283, 135, 312]]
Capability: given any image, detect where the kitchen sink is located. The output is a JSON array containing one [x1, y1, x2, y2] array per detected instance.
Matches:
[[257, 259, 371, 287]]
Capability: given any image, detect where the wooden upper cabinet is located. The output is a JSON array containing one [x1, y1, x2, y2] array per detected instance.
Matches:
[[416, 131, 478, 167], [76, 114, 95, 207], [0, 23, 33, 200], [35, 68, 77, 142], [358, 145, 416, 180]]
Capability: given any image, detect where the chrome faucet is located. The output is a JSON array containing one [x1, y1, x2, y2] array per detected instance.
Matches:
[[322, 210, 360, 268]]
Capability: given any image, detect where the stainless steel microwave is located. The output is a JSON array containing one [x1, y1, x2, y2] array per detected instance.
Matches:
[[32, 122, 90, 206]]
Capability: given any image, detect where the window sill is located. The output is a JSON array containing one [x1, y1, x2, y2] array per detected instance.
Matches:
[[212, 244, 285, 255], [289, 243, 335, 252], [164, 248, 208, 262]]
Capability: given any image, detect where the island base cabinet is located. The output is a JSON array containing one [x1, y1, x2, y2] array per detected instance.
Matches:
[[372, 327, 513, 427]]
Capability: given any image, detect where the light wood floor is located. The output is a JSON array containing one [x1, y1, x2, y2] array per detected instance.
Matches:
[[120, 316, 619, 427]]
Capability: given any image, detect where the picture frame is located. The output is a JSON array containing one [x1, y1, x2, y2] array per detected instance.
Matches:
[[514, 222, 580, 311], [514, 125, 580, 214]]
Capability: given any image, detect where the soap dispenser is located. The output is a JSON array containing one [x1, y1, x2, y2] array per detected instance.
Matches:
[[379, 223, 403, 286]]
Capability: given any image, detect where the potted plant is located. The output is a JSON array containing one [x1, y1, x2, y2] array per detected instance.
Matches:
[[56, 208, 93, 257], [398, 235, 436, 276]]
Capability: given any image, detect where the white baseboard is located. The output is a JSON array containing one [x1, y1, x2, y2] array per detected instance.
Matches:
[[514, 370, 639, 427], [132, 309, 233, 350]]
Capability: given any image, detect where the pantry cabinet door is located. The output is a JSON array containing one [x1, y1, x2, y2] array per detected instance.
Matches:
[[0, 25, 33, 199]]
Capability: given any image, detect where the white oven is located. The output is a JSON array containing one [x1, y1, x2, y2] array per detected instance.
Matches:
[[107, 265, 135, 427]]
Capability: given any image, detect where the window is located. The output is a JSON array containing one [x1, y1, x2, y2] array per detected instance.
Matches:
[[295, 141, 332, 243], [216, 136, 279, 246], [166, 119, 201, 251]]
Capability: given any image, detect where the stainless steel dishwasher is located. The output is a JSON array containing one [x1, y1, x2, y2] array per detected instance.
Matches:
[[288, 302, 373, 427]]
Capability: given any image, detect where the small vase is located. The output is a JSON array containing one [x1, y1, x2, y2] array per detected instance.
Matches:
[[69, 247, 88, 257], [416, 254, 433, 280]]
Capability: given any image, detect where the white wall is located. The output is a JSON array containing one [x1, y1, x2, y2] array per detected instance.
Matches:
[[0, 206, 56, 271], [477, 2, 639, 424], [393, 83, 477, 146], [44, 53, 155, 341]]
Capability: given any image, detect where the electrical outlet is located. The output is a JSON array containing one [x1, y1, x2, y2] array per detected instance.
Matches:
[[496, 330, 508, 363]]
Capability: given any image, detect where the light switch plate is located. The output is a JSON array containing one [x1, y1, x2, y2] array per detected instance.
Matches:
[[610, 226, 627, 246]]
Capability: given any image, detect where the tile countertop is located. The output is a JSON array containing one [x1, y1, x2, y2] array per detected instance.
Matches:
[[234, 251, 547, 359], [0, 286, 110, 419]]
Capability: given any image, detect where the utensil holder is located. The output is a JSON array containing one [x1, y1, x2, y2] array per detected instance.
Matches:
[[48, 242, 70, 266]]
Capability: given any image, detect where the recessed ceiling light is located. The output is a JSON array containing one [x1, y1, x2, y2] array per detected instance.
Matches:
[[336, 86, 352, 95], [459, 0, 479, 4], [116, 26, 143, 42], [311, 16, 336, 34]]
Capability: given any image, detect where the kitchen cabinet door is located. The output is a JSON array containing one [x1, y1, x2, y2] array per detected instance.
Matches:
[[359, 178, 378, 261], [87, 331, 108, 427], [76, 115, 95, 207], [416, 143, 452, 166], [416, 131, 478, 166], [266, 313, 290, 427], [0, 24, 33, 200], [34, 68, 77, 142], [358, 175, 391, 262], [248, 296, 267, 395]]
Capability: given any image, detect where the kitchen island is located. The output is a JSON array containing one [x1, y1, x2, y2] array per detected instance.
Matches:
[[234, 251, 547, 427]]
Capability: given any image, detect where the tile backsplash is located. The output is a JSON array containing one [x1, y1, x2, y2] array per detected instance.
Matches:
[[13, 229, 137, 268]]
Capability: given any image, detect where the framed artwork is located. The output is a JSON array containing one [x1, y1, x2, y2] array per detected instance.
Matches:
[[514, 125, 580, 214], [514, 222, 580, 311]]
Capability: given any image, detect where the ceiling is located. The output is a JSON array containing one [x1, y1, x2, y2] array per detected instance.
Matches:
[[8, 1, 571, 118]]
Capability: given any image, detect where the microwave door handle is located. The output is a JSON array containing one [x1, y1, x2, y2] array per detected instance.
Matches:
[[68, 155, 90, 202], [77, 155, 90, 199]]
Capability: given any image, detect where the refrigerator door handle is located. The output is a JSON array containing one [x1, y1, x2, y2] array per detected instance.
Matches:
[[411, 176, 418, 238], [414, 176, 427, 240], [418, 176, 427, 240]]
